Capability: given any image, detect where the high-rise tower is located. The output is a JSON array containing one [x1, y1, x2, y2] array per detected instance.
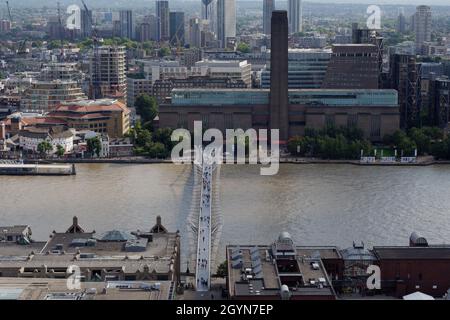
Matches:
[[217, 0, 236, 48], [263, 0, 275, 35], [269, 11, 289, 141], [414, 5, 431, 54], [288, 0, 302, 34]]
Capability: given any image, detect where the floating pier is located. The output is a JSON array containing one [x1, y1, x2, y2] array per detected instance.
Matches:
[[0, 162, 76, 176]]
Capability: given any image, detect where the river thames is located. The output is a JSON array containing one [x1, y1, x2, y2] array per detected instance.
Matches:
[[2, 163, 450, 264]]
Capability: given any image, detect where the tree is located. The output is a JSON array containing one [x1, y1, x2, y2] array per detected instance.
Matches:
[[216, 261, 228, 278], [37, 141, 53, 157], [146, 142, 168, 158], [153, 128, 174, 150], [398, 137, 417, 156], [287, 136, 307, 156], [135, 129, 153, 147], [408, 127, 431, 155], [422, 126, 443, 140], [56, 144, 65, 157], [237, 42, 250, 53], [158, 47, 171, 57], [135, 94, 158, 124], [87, 137, 102, 157], [431, 138, 450, 159]]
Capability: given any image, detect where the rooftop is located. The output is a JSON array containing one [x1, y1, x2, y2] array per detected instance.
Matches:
[[52, 99, 129, 114], [0, 277, 172, 300], [373, 247, 450, 260], [226, 243, 336, 299]]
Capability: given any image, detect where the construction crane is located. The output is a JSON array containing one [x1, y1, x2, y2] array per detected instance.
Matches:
[[57, 2, 65, 61], [5, 1, 12, 24]]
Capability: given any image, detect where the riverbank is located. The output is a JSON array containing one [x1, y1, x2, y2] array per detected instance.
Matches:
[[18, 155, 450, 166]]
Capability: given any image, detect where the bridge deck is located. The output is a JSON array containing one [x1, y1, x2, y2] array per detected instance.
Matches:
[[195, 163, 213, 291]]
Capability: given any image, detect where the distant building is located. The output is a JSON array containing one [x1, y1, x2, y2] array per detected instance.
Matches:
[[414, 5, 432, 54], [429, 76, 450, 128], [156, 0, 170, 42], [188, 18, 202, 48], [217, 0, 236, 48], [38, 63, 84, 83], [47, 99, 131, 138], [138, 22, 152, 42], [322, 44, 379, 89], [288, 0, 302, 34], [107, 137, 134, 157], [47, 16, 63, 40], [201, 0, 217, 35], [19, 127, 74, 154], [389, 53, 421, 129], [119, 10, 133, 39], [294, 36, 327, 49], [20, 80, 87, 113], [0, 20, 11, 33], [80, 9, 93, 39], [127, 77, 152, 107], [169, 12, 185, 46], [193, 60, 252, 87], [261, 49, 331, 89], [181, 48, 203, 68], [152, 77, 247, 103], [397, 9, 406, 34], [263, 0, 275, 35], [333, 34, 352, 44], [90, 46, 127, 100], [113, 20, 121, 38]]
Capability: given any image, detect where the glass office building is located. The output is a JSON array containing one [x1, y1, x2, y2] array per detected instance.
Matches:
[[261, 49, 331, 89]]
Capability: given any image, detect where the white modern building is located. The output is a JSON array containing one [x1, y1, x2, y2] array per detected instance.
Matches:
[[141, 59, 252, 87], [192, 60, 252, 87]]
